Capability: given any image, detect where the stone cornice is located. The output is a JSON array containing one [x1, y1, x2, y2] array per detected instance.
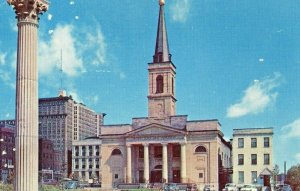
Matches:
[[7, 0, 49, 23]]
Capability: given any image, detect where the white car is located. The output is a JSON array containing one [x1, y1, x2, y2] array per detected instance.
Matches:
[[223, 183, 238, 191], [240, 184, 257, 191]]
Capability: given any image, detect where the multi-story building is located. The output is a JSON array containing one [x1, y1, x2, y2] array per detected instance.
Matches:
[[38, 94, 104, 177], [72, 137, 101, 182], [38, 138, 61, 180], [0, 123, 15, 183], [232, 128, 273, 186]]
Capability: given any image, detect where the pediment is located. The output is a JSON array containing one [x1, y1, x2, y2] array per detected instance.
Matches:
[[126, 123, 185, 137]]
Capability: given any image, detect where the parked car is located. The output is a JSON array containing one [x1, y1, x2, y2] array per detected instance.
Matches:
[[203, 185, 210, 191], [276, 184, 292, 191], [65, 180, 80, 189], [222, 183, 238, 191], [163, 183, 178, 191], [240, 184, 257, 191], [42, 179, 57, 185], [187, 183, 198, 191]]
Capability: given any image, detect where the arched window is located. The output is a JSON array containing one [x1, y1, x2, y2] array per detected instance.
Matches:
[[111, 149, 122, 155], [156, 75, 164, 93], [195, 146, 207, 153]]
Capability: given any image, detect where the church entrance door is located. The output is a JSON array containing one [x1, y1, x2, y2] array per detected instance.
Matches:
[[150, 170, 162, 183], [172, 170, 180, 183]]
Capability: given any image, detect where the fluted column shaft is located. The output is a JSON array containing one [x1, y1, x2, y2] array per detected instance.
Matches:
[[15, 20, 39, 191], [126, 145, 132, 183], [180, 143, 187, 183], [143, 144, 150, 183], [162, 143, 168, 183], [8, 1, 48, 190]]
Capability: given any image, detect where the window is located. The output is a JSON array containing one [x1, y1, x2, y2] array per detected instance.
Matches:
[[154, 146, 162, 158], [251, 171, 257, 183], [238, 154, 244, 165], [264, 154, 270, 165], [251, 154, 257, 165], [195, 146, 207, 153], [156, 75, 164, 93], [238, 171, 244, 184], [251, 138, 257, 148], [138, 146, 144, 158], [112, 149, 122, 155], [199, 173, 203, 178], [115, 174, 118, 179], [264, 137, 270, 147], [172, 77, 174, 94], [238, 138, 244, 148], [173, 145, 180, 157]]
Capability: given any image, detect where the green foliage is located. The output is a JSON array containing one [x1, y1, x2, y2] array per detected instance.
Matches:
[[286, 164, 300, 191], [0, 183, 13, 191]]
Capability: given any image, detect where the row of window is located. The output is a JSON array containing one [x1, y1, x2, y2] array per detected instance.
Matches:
[[238, 154, 270, 165], [238, 137, 270, 148]]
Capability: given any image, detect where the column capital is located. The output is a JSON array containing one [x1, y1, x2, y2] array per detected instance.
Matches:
[[7, 0, 49, 23], [161, 142, 168, 146], [126, 143, 132, 147], [143, 143, 150, 147]]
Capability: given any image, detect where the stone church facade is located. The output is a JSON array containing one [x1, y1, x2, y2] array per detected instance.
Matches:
[[99, 1, 232, 190]]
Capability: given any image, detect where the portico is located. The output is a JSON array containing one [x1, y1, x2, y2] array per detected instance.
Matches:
[[126, 140, 187, 184]]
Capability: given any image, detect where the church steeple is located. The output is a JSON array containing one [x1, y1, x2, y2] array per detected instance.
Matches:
[[153, 0, 171, 63], [148, 0, 176, 119]]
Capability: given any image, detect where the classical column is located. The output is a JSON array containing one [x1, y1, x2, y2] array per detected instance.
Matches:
[[126, 144, 132, 183], [143, 143, 150, 183], [180, 143, 187, 183], [7, 1, 48, 191], [162, 143, 168, 183]]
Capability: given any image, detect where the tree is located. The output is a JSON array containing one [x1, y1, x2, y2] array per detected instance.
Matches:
[[272, 164, 280, 183], [286, 164, 300, 191]]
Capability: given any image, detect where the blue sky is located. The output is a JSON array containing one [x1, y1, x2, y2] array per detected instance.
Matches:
[[0, 0, 300, 171]]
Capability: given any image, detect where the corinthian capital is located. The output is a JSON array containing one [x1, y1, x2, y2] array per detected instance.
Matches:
[[7, 0, 49, 23]]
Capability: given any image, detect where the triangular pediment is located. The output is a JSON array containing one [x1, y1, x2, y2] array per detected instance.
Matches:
[[126, 123, 185, 137]]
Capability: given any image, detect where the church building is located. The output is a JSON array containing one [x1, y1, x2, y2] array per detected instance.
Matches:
[[99, 0, 232, 190]]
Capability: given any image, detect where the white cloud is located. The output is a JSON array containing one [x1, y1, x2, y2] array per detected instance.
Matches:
[[227, 73, 282, 118], [39, 24, 84, 77], [0, 52, 6, 65], [295, 153, 300, 161], [39, 23, 108, 77], [68, 90, 83, 104], [170, 0, 191, 23], [281, 118, 300, 139], [85, 25, 107, 65], [47, 14, 53, 21]]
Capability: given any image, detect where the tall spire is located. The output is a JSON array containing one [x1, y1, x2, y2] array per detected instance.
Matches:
[[153, 0, 171, 63]]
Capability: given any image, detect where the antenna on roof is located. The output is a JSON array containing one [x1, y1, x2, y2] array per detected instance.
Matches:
[[58, 49, 66, 97]]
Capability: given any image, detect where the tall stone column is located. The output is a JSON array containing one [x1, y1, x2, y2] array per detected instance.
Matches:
[[7, 1, 48, 191], [162, 143, 168, 183], [180, 143, 187, 183], [143, 143, 150, 183], [126, 144, 132, 183]]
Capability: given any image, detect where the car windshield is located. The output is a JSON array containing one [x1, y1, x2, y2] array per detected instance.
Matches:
[[244, 185, 254, 188]]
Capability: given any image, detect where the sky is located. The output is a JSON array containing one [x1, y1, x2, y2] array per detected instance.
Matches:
[[0, 0, 300, 172]]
